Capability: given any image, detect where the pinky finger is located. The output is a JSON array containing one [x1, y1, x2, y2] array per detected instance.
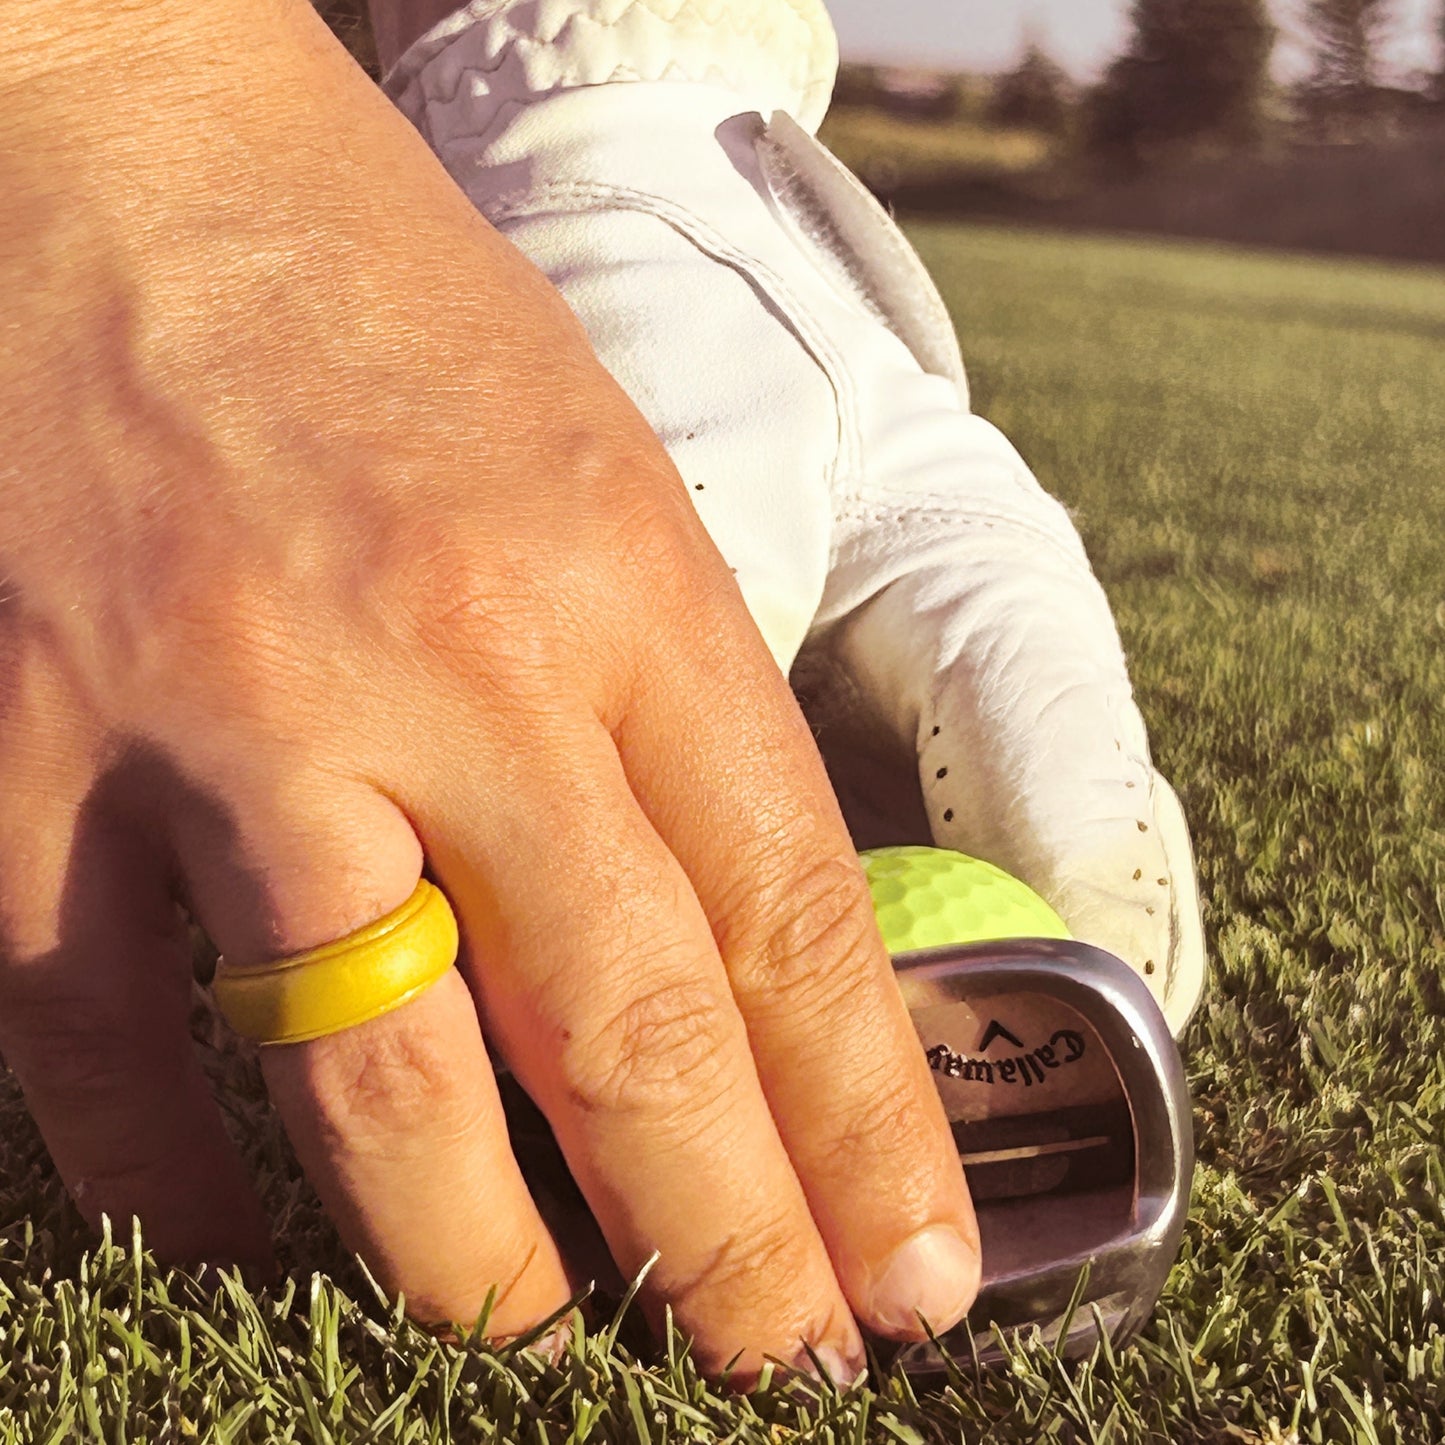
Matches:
[[0, 805, 273, 1271]]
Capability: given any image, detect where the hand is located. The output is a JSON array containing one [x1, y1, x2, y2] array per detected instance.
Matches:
[[381, 0, 1207, 1034], [0, 0, 978, 1378]]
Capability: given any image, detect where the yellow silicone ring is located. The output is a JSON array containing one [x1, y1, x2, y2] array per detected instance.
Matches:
[[212, 880, 459, 1046]]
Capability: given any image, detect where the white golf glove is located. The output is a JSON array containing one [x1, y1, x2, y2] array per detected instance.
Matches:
[[383, 0, 1205, 1034]]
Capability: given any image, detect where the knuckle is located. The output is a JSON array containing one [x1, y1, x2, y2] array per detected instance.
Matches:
[[667, 1209, 824, 1320], [725, 851, 884, 1009], [131, 564, 299, 698], [577, 504, 737, 709], [604, 490, 707, 593], [291, 1012, 488, 1154], [91, 568, 339, 741], [374, 450, 729, 705], [391, 545, 564, 696], [557, 976, 732, 1117], [819, 1073, 940, 1185], [564, 481, 727, 676], [527, 427, 697, 573], [0, 984, 176, 1112]]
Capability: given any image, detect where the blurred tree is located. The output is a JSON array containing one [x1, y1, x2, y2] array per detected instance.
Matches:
[[832, 62, 960, 121], [988, 41, 1075, 134], [1434, 0, 1445, 104], [1299, 0, 1389, 128], [1087, 0, 1276, 162]]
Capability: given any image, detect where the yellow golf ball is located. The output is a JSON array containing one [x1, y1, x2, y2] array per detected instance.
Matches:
[[861, 846, 1070, 954]]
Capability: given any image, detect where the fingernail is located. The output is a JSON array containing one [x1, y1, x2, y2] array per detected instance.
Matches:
[[486, 1318, 574, 1362], [519, 1321, 574, 1364], [815, 1343, 868, 1388], [866, 1225, 979, 1337], [790, 1342, 867, 1389]]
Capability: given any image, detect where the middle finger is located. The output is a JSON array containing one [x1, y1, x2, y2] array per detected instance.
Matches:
[[415, 720, 864, 1380], [612, 609, 981, 1345]]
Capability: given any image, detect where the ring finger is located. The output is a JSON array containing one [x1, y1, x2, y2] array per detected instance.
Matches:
[[169, 770, 575, 1339]]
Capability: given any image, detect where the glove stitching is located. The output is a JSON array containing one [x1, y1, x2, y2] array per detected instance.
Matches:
[[847, 504, 1089, 570], [403, 0, 833, 115], [1150, 772, 1204, 1030]]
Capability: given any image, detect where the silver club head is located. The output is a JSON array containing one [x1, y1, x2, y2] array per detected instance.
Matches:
[[494, 934, 1191, 1372], [887, 938, 1193, 1371]]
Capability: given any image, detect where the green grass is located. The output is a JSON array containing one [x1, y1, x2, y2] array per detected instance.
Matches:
[[3, 226, 1444, 1441]]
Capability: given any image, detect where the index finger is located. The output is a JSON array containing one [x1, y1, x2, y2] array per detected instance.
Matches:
[[613, 605, 981, 1342]]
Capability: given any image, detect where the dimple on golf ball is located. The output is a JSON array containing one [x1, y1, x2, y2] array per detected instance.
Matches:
[[860, 846, 1070, 954]]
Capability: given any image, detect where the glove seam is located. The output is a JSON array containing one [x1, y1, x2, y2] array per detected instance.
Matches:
[[843, 504, 1092, 572], [418, 58, 761, 113], [487, 178, 860, 489]]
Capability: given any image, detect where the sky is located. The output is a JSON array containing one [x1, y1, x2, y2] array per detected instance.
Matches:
[[824, 0, 1443, 84]]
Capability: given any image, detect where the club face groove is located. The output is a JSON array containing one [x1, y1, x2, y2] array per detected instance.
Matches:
[[888, 939, 1193, 1372]]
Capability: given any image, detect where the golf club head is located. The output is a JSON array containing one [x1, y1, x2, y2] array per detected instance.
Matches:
[[496, 935, 1192, 1373], [887, 938, 1193, 1372]]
